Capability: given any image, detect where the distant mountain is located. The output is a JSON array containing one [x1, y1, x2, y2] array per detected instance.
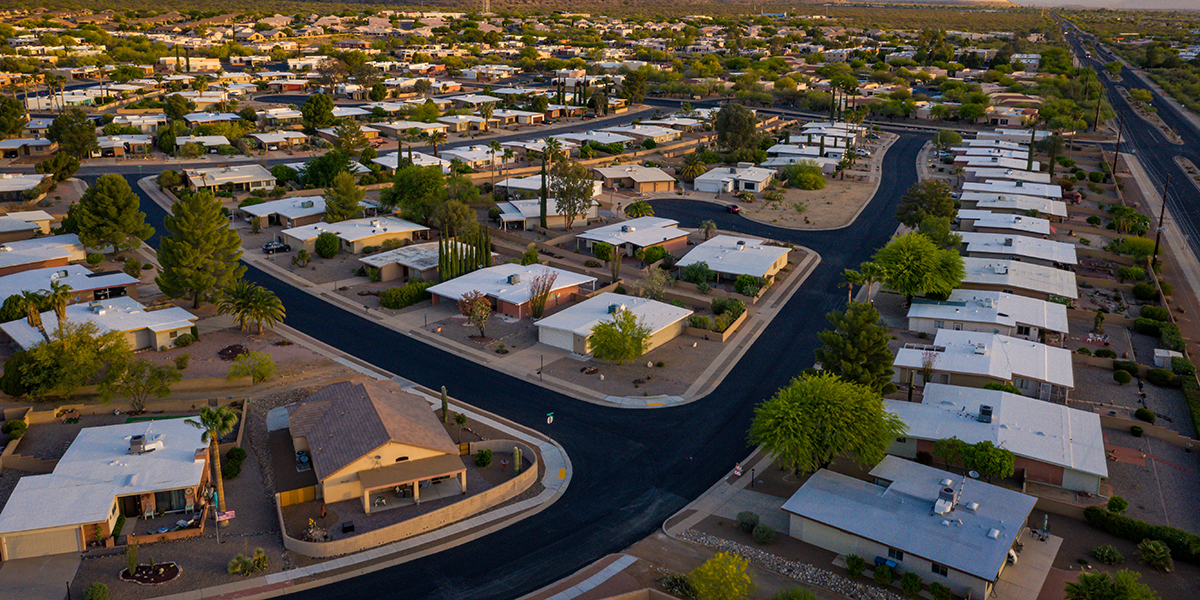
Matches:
[[1013, 0, 1200, 8]]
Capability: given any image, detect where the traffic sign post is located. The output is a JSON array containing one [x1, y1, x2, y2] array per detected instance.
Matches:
[[546, 412, 554, 441]]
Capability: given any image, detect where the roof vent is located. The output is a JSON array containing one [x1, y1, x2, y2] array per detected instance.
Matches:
[[608, 303, 626, 314], [507, 273, 521, 285], [1004, 237, 1014, 247], [978, 405, 994, 423], [965, 501, 981, 512], [0, 245, 9, 252], [940, 478, 954, 487], [1015, 181, 1023, 187], [988, 528, 1001, 539]]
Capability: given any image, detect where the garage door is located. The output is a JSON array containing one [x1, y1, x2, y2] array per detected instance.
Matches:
[[539, 327, 574, 352], [2, 527, 81, 560]]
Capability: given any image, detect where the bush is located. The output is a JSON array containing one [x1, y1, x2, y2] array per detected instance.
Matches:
[[656, 574, 697, 599], [1133, 318, 1163, 337], [642, 246, 668, 264], [682, 262, 714, 284], [1139, 306, 1170, 321], [736, 511, 759, 534], [873, 564, 894, 585], [1138, 539, 1174, 571], [123, 258, 142, 278], [1095, 348, 1117, 359], [689, 314, 710, 330], [1160, 323, 1185, 352], [1131, 425, 1144, 437], [1135, 408, 1156, 423], [314, 232, 339, 258], [584, 259, 601, 268], [1159, 280, 1173, 296], [1113, 360, 1139, 374], [227, 447, 247, 462], [1117, 266, 1145, 282], [474, 448, 492, 467], [222, 459, 242, 479], [900, 572, 922, 597], [1108, 496, 1129, 514], [173, 333, 196, 348], [733, 274, 761, 297], [1171, 357, 1195, 377], [929, 582, 952, 600], [1084, 506, 1200, 564], [379, 281, 434, 309], [174, 353, 189, 370], [1086, 215, 1101, 226], [84, 583, 109, 600], [1147, 368, 1179, 388], [845, 554, 866, 577], [752, 523, 775, 545], [1, 420, 27, 440], [1077, 347, 1093, 356], [1113, 370, 1132, 385], [1131, 282, 1158, 301], [86, 252, 105, 265], [1091, 544, 1125, 565], [711, 297, 746, 319]]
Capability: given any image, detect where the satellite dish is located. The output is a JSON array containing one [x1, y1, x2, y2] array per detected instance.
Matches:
[[968, 470, 980, 479]]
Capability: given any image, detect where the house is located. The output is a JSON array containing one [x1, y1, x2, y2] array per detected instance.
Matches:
[[956, 210, 1051, 237], [958, 192, 1067, 221], [976, 130, 1049, 145], [0, 174, 50, 202], [182, 112, 241, 127], [427, 264, 596, 319], [358, 241, 494, 283], [692, 164, 775, 194], [439, 145, 509, 170], [0, 264, 138, 304], [963, 168, 1051, 187], [0, 419, 210, 560], [96, 135, 153, 158], [495, 197, 600, 231], [316, 125, 380, 145], [960, 258, 1077, 301], [640, 117, 703, 131], [284, 380, 466, 513], [535, 293, 692, 354], [184, 165, 276, 193], [175, 135, 230, 152], [257, 107, 304, 127], [372, 152, 451, 174], [0, 211, 48, 243], [597, 124, 681, 144], [592, 165, 676, 194], [0, 234, 87, 276], [375, 120, 449, 138], [279, 217, 429, 255], [782, 456, 1041, 600], [551, 131, 634, 147], [249, 131, 308, 150], [675, 235, 790, 282], [239, 196, 326, 229], [906, 290, 1068, 346], [1, 296, 197, 351], [491, 109, 544, 126], [110, 114, 167, 133], [575, 217, 688, 256], [893, 329, 1074, 402], [886, 384, 1107, 494], [0, 138, 56, 159], [959, 233, 1077, 268]]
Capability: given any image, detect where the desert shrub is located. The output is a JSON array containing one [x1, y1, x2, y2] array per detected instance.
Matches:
[[642, 245, 668, 264], [86, 252, 105, 265], [873, 564, 894, 585], [752, 523, 775, 545], [711, 297, 746, 319], [1077, 347, 1093, 356], [1133, 318, 1162, 336], [584, 259, 601, 268], [1159, 323, 1185, 352], [1131, 425, 1144, 437], [1159, 280, 1173, 296], [1170, 357, 1195, 376], [314, 232, 339, 258], [929, 582, 951, 600], [1095, 349, 1117, 359], [222, 459, 242, 479], [1113, 360, 1139, 374], [1139, 306, 1170, 321], [1147, 368, 1179, 388], [900, 572, 922, 597], [474, 448, 493, 467], [123, 258, 142, 277], [843, 553, 867, 577], [1131, 282, 1158, 301], [657, 574, 697, 599], [173, 333, 196, 347], [1, 420, 27, 440], [1135, 408, 1156, 423], [1108, 496, 1129, 514], [1138, 539, 1174, 571], [1113, 370, 1132, 385], [681, 262, 714, 284], [734, 274, 761, 297], [84, 583, 109, 600], [688, 315, 711, 330], [174, 354, 189, 370], [379, 281, 434, 309], [1091, 544, 1124, 565], [227, 447, 247, 461], [736, 511, 759, 534], [1083, 507, 1200, 564], [1086, 215, 1101, 226], [1117, 266, 1145, 281]]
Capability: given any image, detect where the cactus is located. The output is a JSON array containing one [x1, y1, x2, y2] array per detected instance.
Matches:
[[441, 386, 448, 423], [513, 446, 522, 474], [125, 542, 138, 576]]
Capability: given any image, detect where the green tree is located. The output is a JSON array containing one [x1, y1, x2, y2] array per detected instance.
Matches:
[[934, 129, 962, 149], [715, 102, 759, 152], [457, 290, 491, 337], [368, 83, 387, 102], [186, 406, 240, 514], [332, 119, 368, 152], [1064, 570, 1159, 600], [380, 164, 445, 222], [430, 199, 475, 237], [34, 152, 78, 182], [550, 160, 596, 231], [300, 148, 352, 188], [0, 95, 27, 138], [47, 108, 98, 158], [74, 174, 154, 256], [314, 231, 339, 258], [163, 94, 195, 122], [689, 552, 753, 600], [963, 440, 1015, 482], [625, 200, 654, 217], [813, 302, 897, 395], [156, 169, 182, 189], [918, 215, 962, 249], [679, 152, 709, 182], [227, 350, 276, 384], [750, 372, 906, 474], [156, 190, 245, 308], [589, 308, 652, 364], [13, 320, 132, 399], [873, 233, 964, 304], [932, 437, 967, 469], [622, 69, 647, 103], [301, 93, 335, 130], [101, 359, 181, 412], [217, 280, 285, 335], [323, 171, 364, 223], [1137, 540, 1172, 572], [895, 179, 955, 228]]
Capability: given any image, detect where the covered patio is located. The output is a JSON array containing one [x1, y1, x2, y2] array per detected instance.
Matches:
[[359, 454, 467, 514]]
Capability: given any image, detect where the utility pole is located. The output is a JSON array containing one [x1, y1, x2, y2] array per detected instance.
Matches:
[[1152, 173, 1170, 269], [1110, 115, 1124, 177]]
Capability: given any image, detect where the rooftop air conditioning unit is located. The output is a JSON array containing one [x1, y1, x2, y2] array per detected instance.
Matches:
[[933, 486, 957, 515], [978, 405, 994, 423], [300, 200, 314, 209], [621, 225, 635, 233], [608, 303, 626, 314], [1015, 181, 1023, 187], [129, 433, 164, 454], [507, 274, 521, 285], [0, 246, 9, 252], [973, 343, 987, 355], [993, 263, 1008, 275], [1004, 238, 1014, 247]]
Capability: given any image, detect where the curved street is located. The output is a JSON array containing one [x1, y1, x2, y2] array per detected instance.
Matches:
[[99, 131, 928, 599]]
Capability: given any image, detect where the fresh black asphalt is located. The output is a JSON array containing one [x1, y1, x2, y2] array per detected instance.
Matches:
[[104, 132, 926, 599]]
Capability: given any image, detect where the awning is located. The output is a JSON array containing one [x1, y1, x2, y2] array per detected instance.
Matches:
[[358, 454, 466, 491]]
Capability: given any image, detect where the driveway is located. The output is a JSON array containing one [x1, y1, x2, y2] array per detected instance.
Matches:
[[0, 553, 80, 600]]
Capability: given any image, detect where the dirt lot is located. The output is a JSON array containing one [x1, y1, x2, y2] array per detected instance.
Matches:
[[546, 335, 726, 398], [738, 176, 876, 230]]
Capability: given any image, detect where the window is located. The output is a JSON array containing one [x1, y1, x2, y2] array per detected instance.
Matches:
[[395, 456, 409, 462], [931, 563, 948, 577], [896, 437, 907, 443], [953, 322, 963, 330], [1016, 325, 1031, 336], [934, 320, 945, 329], [888, 548, 904, 561], [170, 330, 178, 338]]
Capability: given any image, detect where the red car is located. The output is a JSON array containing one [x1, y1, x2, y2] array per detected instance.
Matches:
[[726, 204, 741, 214]]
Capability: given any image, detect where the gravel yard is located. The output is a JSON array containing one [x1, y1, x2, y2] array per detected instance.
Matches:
[[1070, 364, 1194, 438]]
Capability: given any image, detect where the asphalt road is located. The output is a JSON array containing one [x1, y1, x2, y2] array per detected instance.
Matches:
[[101, 132, 926, 599]]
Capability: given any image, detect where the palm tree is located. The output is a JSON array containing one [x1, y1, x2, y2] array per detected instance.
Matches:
[[502, 147, 514, 181], [20, 290, 45, 337], [487, 140, 503, 189], [478, 102, 494, 132], [246, 285, 285, 335], [46, 281, 73, 326], [626, 200, 654, 218], [426, 130, 447, 157], [679, 152, 708, 182], [858, 261, 885, 303], [700, 219, 717, 241], [538, 137, 565, 228], [840, 269, 864, 303], [218, 281, 285, 334], [186, 406, 240, 516]]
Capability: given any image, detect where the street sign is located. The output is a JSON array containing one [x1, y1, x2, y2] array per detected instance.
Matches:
[[547, 415, 554, 424], [216, 511, 236, 522]]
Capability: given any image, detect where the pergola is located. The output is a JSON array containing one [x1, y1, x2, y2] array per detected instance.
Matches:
[[357, 454, 467, 514]]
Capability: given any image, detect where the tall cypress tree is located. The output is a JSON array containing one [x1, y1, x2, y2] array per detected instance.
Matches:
[[438, 236, 446, 282], [156, 190, 246, 308], [73, 174, 154, 256]]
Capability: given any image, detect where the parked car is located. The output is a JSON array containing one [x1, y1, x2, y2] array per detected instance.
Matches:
[[263, 241, 291, 254], [725, 204, 741, 214]]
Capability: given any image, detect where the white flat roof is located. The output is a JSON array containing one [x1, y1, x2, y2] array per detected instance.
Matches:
[[0, 173, 47, 192], [962, 257, 1077, 299], [251, 131, 308, 144], [782, 456, 1036, 582], [552, 131, 634, 145], [497, 198, 600, 222], [965, 168, 1051, 184], [962, 156, 1041, 171], [960, 192, 1067, 219], [640, 117, 702, 128], [692, 165, 775, 185], [450, 94, 502, 104], [535, 292, 692, 337], [281, 216, 428, 243], [959, 232, 1077, 265], [0, 234, 86, 270], [958, 210, 1051, 236], [185, 164, 275, 186], [593, 165, 676, 184], [576, 217, 685, 248], [358, 241, 492, 271], [241, 196, 326, 220], [1, 296, 196, 351], [907, 289, 1068, 334], [894, 329, 1074, 389], [176, 135, 229, 147], [371, 151, 450, 172], [427, 264, 595, 306], [962, 181, 1061, 200], [676, 235, 789, 278], [598, 124, 678, 138], [887, 383, 1107, 479], [0, 264, 138, 303], [0, 419, 207, 535]]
